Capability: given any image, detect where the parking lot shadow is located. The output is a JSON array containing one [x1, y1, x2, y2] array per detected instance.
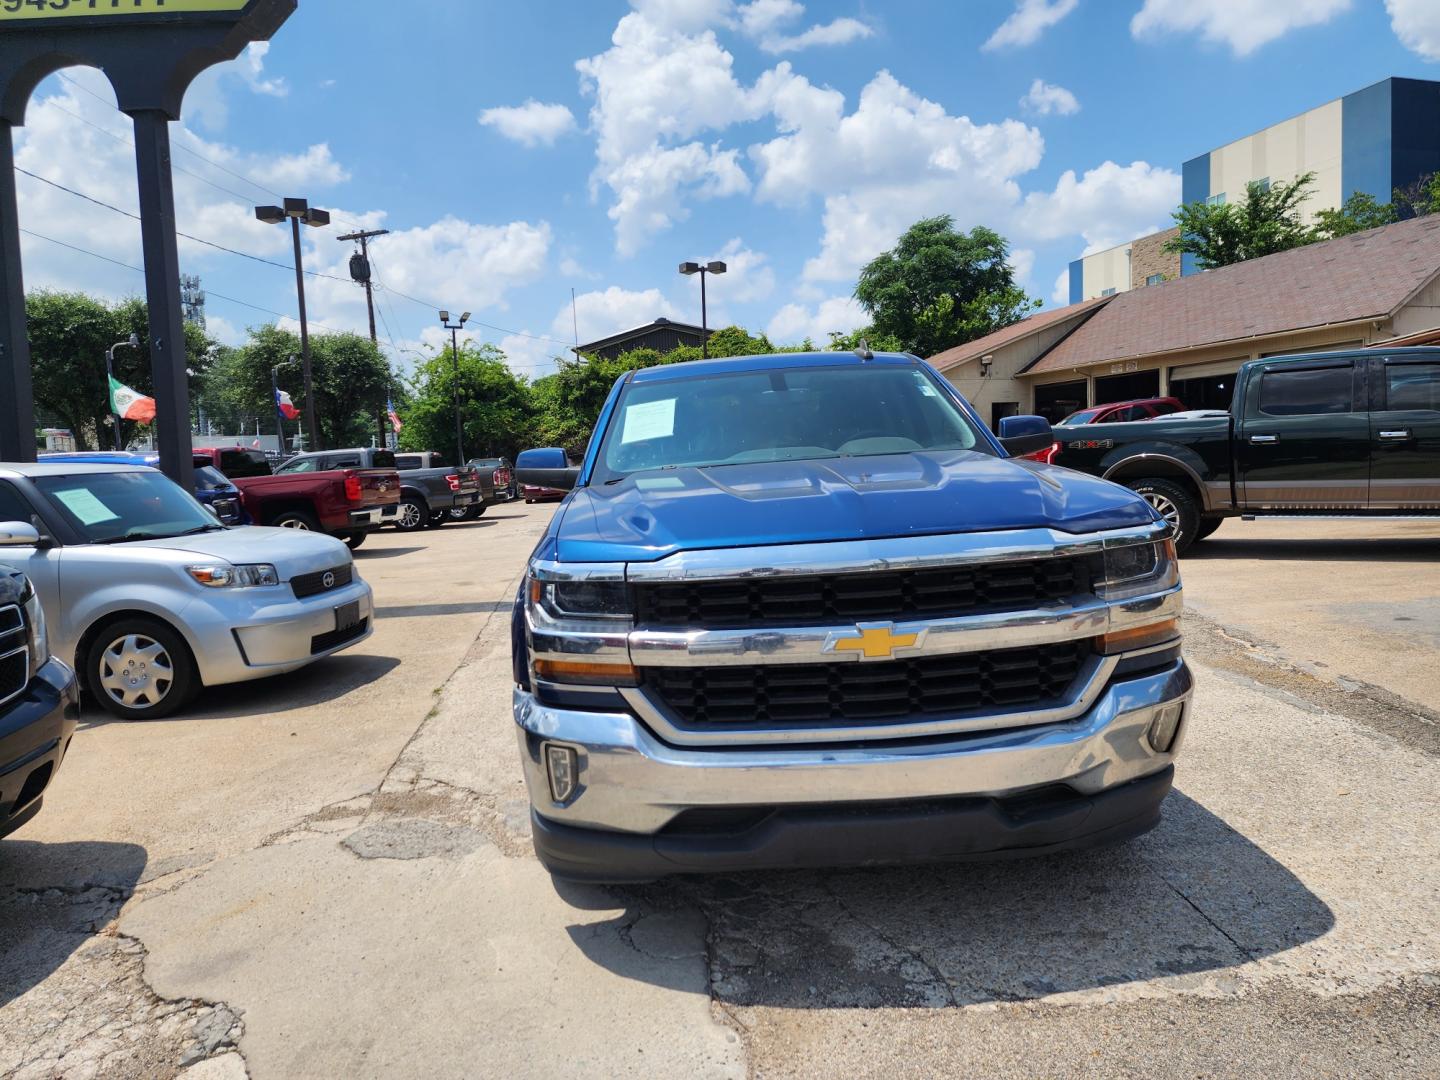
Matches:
[[1186, 534, 1440, 563], [563, 790, 1333, 1007], [0, 839, 148, 1008], [354, 546, 425, 559]]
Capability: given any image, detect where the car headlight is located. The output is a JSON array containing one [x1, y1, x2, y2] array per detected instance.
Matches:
[[21, 582, 49, 670], [531, 577, 632, 619], [186, 564, 281, 588], [1097, 538, 1179, 600]]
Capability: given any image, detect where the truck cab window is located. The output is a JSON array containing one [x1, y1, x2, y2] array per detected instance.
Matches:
[[1257, 366, 1353, 416], [1386, 364, 1440, 411]]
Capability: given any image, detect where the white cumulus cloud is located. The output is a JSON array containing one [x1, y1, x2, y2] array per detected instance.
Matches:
[[1021, 79, 1080, 117], [1016, 160, 1182, 254], [1131, 0, 1352, 56], [766, 295, 868, 346], [983, 0, 1079, 50], [479, 100, 578, 147], [1387, 0, 1440, 60], [737, 0, 873, 53]]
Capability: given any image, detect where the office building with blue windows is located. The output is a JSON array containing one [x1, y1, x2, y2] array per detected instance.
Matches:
[[1069, 76, 1440, 303]]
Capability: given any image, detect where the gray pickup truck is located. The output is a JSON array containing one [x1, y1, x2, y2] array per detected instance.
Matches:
[[278, 449, 486, 532]]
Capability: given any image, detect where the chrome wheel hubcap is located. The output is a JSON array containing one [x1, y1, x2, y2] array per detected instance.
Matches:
[[400, 503, 423, 529], [1144, 493, 1182, 529], [281, 518, 311, 530], [99, 634, 174, 710]]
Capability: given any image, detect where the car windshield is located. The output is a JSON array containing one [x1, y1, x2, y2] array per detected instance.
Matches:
[[35, 470, 223, 544], [592, 364, 988, 483], [194, 466, 234, 492], [1059, 408, 1103, 425]]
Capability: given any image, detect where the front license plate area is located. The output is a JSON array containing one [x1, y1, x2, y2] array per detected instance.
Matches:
[[335, 600, 362, 632]]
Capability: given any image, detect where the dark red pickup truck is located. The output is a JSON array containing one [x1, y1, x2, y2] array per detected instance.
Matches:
[[195, 446, 400, 550]]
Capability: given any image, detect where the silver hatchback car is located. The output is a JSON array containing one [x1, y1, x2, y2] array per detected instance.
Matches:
[[0, 463, 375, 720]]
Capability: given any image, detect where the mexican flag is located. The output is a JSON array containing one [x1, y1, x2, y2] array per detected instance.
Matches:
[[109, 376, 156, 424]]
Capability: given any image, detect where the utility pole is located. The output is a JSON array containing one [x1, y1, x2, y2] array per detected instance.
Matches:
[[340, 228, 391, 449]]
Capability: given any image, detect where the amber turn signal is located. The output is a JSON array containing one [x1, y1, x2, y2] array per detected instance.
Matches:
[[1098, 619, 1180, 655], [532, 658, 639, 687]]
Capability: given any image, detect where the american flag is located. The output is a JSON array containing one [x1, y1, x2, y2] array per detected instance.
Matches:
[[387, 399, 403, 433]]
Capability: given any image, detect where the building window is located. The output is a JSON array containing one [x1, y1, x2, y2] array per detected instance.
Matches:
[[1100, 287, 1117, 297], [1145, 274, 1165, 286], [1206, 192, 1226, 206], [1254, 177, 1271, 192]]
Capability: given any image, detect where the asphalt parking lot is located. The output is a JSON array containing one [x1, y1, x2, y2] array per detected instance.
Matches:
[[2, 506, 1438, 1079]]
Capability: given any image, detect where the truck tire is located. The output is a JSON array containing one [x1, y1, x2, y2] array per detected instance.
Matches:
[[1193, 517, 1224, 543], [342, 531, 368, 551], [396, 496, 428, 532], [83, 617, 199, 721], [1126, 478, 1200, 552], [271, 510, 320, 532]]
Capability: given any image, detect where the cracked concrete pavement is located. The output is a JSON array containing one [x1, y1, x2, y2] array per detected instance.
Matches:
[[2, 508, 1438, 1078]]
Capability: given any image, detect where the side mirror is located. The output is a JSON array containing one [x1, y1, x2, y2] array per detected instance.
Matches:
[[0, 521, 41, 547], [515, 449, 579, 492], [997, 415, 1055, 458]]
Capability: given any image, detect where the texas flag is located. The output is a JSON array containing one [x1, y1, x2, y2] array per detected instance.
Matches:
[[108, 376, 156, 424], [275, 388, 301, 421]]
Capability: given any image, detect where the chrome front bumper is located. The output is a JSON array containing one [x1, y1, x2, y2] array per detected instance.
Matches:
[[514, 657, 1193, 837]]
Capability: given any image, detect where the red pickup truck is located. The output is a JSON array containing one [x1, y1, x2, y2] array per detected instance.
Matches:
[[195, 446, 400, 550]]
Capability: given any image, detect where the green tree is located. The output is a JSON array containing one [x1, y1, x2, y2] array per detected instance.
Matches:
[[233, 325, 392, 450], [854, 217, 1039, 357], [1392, 172, 1440, 220], [1314, 191, 1399, 239], [1165, 173, 1319, 269], [705, 325, 775, 357], [27, 290, 213, 450], [399, 342, 534, 461]]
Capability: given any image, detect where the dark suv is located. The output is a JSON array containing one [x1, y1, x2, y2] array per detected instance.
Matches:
[[0, 556, 79, 838]]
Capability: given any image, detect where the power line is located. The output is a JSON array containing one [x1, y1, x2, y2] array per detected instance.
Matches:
[[19, 226, 344, 332]]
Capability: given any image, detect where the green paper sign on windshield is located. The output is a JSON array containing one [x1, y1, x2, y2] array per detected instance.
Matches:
[[0, 0, 250, 26]]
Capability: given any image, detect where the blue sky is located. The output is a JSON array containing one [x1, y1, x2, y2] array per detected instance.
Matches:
[[13, 0, 1440, 379]]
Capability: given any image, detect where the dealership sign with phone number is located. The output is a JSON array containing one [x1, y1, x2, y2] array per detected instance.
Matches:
[[0, 0, 248, 22]]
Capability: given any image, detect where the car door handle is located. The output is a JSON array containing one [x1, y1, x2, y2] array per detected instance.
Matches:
[[1249, 434, 1279, 445], [1378, 430, 1412, 441]]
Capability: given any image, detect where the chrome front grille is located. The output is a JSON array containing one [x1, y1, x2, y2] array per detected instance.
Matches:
[[634, 556, 1093, 629], [0, 604, 28, 706], [642, 640, 1091, 732]]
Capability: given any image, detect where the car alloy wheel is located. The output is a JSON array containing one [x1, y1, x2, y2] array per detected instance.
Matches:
[[398, 500, 425, 530], [98, 633, 174, 711], [280, 518, 311, 530], [448, 507, 469, 521], [1143, 492, 1181, 530]]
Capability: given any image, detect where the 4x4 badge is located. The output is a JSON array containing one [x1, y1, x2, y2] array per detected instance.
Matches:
[[823, 622, 928, 661]]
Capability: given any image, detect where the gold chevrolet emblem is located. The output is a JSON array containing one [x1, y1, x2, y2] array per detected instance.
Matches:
[[824, 622, 927, 661]]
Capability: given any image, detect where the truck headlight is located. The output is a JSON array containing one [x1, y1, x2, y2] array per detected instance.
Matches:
[[1097, 538, 1179, 600], [21, 582, 49, 670], [531, 578, 632, 618], [187, 564, 281, 588]]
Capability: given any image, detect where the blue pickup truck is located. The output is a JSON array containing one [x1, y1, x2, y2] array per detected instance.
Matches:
[[512, 351, 1193, 882]]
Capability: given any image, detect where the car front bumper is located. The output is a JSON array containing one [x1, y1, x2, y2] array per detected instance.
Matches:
[[0, 659, 80, 838], [188, 579, 376, 686], [514, 658, 1193, 881]]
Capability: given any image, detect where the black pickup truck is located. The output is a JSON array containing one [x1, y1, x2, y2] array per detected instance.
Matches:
[[1043, 347, 1440, 551]]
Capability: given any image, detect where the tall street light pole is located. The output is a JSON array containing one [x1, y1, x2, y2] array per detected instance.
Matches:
[[440, 311, 471, 465], [105, 332, 140, 451], [256, 198, 330, 451], [678, 260, 727, 359]]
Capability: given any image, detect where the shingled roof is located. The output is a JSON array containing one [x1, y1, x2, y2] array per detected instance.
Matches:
[[1024, 213, 1440, 375], [928, 294, 1112, 372]]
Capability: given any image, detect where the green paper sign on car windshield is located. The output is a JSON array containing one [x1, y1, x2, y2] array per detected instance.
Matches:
[[0, 0, 249, 25]]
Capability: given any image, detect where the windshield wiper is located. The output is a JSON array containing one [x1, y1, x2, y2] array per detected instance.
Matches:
[[92, 524, 224, 545]]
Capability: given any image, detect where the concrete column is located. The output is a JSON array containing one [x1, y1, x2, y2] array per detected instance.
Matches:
[[0, 120, 37, 463]]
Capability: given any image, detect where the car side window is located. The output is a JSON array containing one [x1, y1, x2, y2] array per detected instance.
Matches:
[[0, 480, 34, 524], [1258, 365, 1354, 416], [1384, 363, 1440, 411], [278, 457, 317, 474]]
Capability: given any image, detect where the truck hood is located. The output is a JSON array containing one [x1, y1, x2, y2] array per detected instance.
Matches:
[[123, 526, 351, 578], [555, 451, 1157, 562]]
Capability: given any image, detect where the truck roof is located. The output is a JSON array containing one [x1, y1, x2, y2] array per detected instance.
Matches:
[[629, 350, 920, 384]]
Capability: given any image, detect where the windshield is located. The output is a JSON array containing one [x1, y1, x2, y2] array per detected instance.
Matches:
[[592, 365, 988, 483], [1059, 408, 1102, 425], [36, 470, 222, 544], [194, 466, 234, 492]]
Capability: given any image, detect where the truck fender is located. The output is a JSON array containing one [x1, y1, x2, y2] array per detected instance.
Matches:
[[1097, 443, 1216, 512]]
